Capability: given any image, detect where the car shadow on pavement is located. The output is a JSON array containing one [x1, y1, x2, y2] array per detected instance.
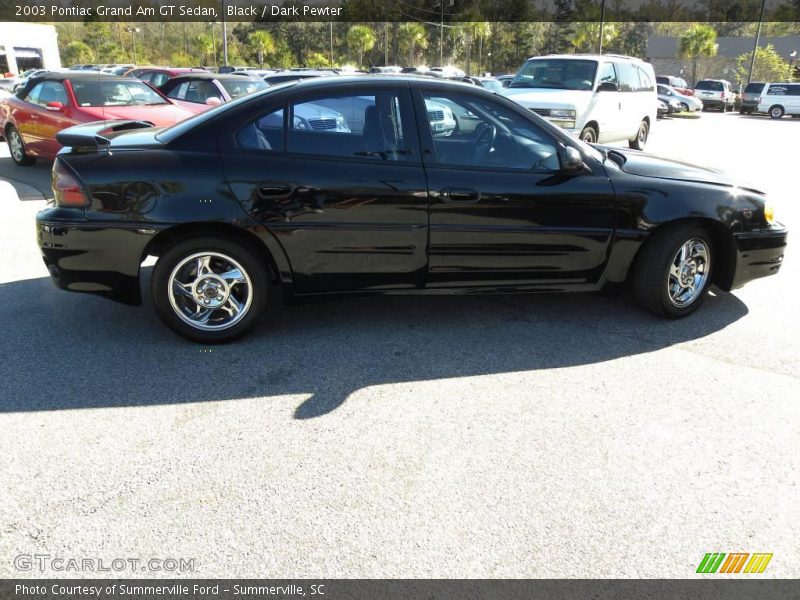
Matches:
[[0, 273, 748, 418]]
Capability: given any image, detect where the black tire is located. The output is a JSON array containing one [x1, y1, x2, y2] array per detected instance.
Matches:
[[769, 105, 784, 119], [632, 224, 714, 319], [151, 236, 270, 343], [579, 125, 597, 144], [5, 125, 36, 166], [680, 102, 689, 112], [628, 119, 649, 150]]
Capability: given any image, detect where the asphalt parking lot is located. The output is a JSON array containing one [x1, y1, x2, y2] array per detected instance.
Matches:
[[0, 111, 797, 578]]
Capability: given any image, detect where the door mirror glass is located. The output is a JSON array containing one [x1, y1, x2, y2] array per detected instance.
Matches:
[[597, 81, 619, 92], [561, 146, 584, 171], [46, 101, 63, 112]]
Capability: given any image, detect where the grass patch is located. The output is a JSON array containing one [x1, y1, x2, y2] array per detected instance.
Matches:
[[669, 111, 702, 119]]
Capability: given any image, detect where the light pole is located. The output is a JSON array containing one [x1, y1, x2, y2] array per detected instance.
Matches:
[[125, 27, 140, 64], [221, 0, 228, 67], [747, 0, 766, 85], [597, 0, 606, 55], [433, 0, 453, 66]]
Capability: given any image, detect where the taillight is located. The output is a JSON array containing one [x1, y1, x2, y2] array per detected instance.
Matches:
[[720, 92, 726, 99], [52, 160, 88, 207]]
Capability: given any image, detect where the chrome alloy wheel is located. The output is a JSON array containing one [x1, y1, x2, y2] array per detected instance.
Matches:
[[667, 238, 710, 307], [168, 252, 253, 331], [8, 129, 24, 162]]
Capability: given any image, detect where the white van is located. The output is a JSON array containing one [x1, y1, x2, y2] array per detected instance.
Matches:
[[502, 54, 657, 149], [757, 83, 800, 119]]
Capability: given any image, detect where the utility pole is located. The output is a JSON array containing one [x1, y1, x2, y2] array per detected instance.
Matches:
[[125, 27, 140, 64], [597, 0, 606, 55], [209, 22, 217, 68], [384, 0, 389, 65], [222, 0, 229, 67], [747, 0, 766, 85], [330, 21, 334, 66]]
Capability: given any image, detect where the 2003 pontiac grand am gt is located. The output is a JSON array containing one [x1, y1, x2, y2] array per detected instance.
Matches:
[[36, 76, 787, 343]]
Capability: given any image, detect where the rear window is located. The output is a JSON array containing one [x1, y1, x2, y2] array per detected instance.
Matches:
[[744, 83, 765, 94], [695, 80, 723, 91]]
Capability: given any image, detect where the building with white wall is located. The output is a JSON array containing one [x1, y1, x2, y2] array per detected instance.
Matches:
[[0, 22, 61, 75]]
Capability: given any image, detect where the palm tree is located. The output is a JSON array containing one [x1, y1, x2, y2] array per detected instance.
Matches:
[[571, 22, 618, 54], [346, 25, 377, 68], [398, 23, 428, 67], [247, 30, 276, 68], [678, 24, 718, 86]]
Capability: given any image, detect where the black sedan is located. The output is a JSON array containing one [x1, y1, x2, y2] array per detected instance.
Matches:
[[37, 76, 787, 343]]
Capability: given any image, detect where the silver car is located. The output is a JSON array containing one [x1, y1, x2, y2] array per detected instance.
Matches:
[[657, 84, 703, 112]]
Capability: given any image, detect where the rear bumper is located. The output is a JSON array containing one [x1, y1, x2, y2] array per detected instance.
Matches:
[[728, 225, 788, 290], [701, 99, 728, 109], [36, 208, 160, 305]]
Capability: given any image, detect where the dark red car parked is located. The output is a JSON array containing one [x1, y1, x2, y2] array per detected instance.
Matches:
[[126, 67, 208, 89], [0, 72, 194, 165]]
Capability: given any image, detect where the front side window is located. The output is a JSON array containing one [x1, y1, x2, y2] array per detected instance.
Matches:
[[421, 91, 559, 171], [71, 79, 168, 106], [220, 78, 268, 99], [167, 80, 222, 104], [236, 106, 284, 152], [26, 81, 69, 106], [286, 91, 412, 162], [510, 59, 598, 91], [596, 62, 618, 88]]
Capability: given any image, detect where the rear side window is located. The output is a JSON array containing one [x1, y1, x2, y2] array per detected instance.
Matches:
[[286, 90, 413, 162], [615, 62, 640, 92], [766, 84, 800, 96]]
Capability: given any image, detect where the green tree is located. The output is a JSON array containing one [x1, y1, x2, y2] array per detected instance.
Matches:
[[571, 22, 619, 53], [466, 21, 491, 74], [61, 41, 94, 66], [196, 33, 216, 66], [346, 24, 376, 68], [247, 30, 276, 68], [678, 23, 718, 86], [398, 23, 428, 67], [304, 51, 333, 69], [737, 44, 792, 85]]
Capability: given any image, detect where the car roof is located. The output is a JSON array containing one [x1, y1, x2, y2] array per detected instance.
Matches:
[[167, 72, 261, 82]]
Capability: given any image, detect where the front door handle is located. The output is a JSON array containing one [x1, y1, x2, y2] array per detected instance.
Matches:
[[256, 183, 291, 198], [441, 187, 480, 204]]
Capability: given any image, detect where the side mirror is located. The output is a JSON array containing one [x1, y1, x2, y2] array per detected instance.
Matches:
[[45, 101, 64, 112], [597, 81, 619, 92], [560, 146, 584, 172], [205, 97, 222, 106]]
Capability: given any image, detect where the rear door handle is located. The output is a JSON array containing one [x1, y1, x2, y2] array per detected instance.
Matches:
[[257, 183, 291, 198], [440, 187, 480, 204]]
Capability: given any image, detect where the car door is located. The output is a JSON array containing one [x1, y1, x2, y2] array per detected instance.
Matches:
[[30, 80, 75, 157], [591, 61, 623, 142], [413, 86, 616, 288], [219, 82, 429, 292]]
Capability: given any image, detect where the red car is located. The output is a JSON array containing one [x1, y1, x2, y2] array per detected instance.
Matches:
[[126, 67, 208, 89], [0, 72, 194, 165]]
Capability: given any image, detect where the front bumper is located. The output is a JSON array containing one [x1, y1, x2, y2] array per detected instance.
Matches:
[[728, 225, 788, 290], [36, 208, 159, 305]]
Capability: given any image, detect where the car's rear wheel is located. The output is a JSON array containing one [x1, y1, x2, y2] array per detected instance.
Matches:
[[628, 119, 648, 150], [579, 125, 597, 144], [152, 236, 269, 343], [633, 224, 713, 319], [769, 105, 785, 119], [6, 125, 36, 166]]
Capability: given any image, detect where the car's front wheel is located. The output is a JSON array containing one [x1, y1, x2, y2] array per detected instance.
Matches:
[[579, 125, 597, 144], [6, 125, 36, 166], [628, 119, 648, 150], [151, 236, 269, 343], [633, 224, 713, 318]]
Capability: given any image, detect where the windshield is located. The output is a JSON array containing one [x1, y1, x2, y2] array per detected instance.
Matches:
[[510, 59, 598, 91], [220, 78, 268, 99], [71, 79, 169, 106]]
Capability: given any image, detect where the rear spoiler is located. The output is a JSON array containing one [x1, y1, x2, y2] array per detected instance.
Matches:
[[56, 120, 154, 151]]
